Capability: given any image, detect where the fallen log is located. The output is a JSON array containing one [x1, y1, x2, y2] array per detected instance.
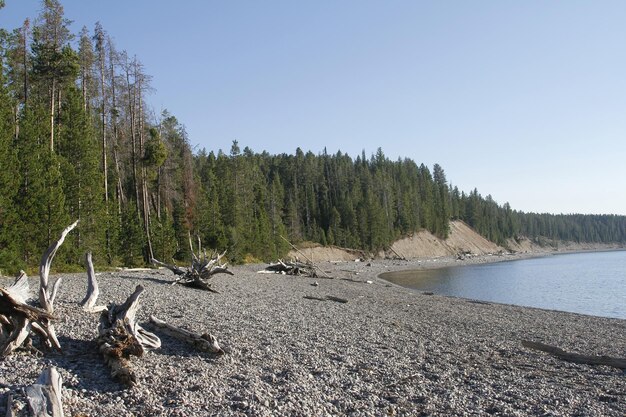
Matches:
[[25, 367, 64, 417], [151, 250, 233, 292], [149, 315, 224, 355], [522, 340, 626, 369], [97, 285, 161, 386]]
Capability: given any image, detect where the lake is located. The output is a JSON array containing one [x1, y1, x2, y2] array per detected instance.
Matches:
[[381, 250, 626, 319]]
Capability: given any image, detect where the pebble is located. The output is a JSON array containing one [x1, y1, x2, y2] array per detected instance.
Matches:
[[0, 263, 623, 416]]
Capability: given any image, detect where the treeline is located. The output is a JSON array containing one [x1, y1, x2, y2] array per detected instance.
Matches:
[[455, 191, 626, 245], [0, 1, 624, 273]]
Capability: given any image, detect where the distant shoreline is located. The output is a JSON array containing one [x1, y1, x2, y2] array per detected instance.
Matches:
[[377, 245, 626, 274]]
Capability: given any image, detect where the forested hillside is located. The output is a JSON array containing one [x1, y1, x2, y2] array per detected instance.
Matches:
[[0, 1, 624, 273]]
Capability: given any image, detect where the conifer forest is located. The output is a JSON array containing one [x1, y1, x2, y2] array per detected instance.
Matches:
[[1, 1, 625, 273]]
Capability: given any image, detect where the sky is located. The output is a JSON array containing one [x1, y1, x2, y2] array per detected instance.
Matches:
[[2, 1, 626, 215]]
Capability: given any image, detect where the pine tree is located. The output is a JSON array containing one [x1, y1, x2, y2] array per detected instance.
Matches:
[[0, 64, 23, 272], [31, 0, 77, 152], [432, 163, 450, 238], [57, 86, 105, 259]]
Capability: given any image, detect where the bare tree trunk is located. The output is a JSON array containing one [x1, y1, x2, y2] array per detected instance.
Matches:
[[126, 58, 140, 219], [22, 19, 29, 106], [109, 40, 124, 215], [136, 67, 153, 262], [99, 31, 110, 258], [49, 78, 56, 152]]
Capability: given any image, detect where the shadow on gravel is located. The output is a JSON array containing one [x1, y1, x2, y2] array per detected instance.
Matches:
[[135, 276, 174, 285]]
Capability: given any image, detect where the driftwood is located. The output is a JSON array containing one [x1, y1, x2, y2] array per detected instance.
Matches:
[[522, 340, 626, 369], [97, 285, 160, 386], [38, 220, 79, 352], [262, 259, 317, 277], [303, 295, 349, 304], [279, 235, 332, 278], [25, 367, 64, 417], [151, 250, 233, 292], [0, 272, 56, 357], [0, 216, 77, 356], [149, 315, 224, 355], [80, 252, 105, 313]]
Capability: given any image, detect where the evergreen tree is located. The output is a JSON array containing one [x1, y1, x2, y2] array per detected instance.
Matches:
[[57, 86, 105, 260], [432, 163, 450, 238], [0, 63, 23, 272]]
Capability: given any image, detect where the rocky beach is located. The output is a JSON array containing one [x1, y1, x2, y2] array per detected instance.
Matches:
[[0, 256, 624, 416]]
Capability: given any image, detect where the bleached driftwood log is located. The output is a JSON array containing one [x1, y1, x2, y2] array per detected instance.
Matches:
[[38, 220, 79, 351], [97, 285, 160, 386], [80, 252, 105, 313], [149, 315, 224, 355], [25, 366, 64, 417], [0, 272, 56, 357], [262, 259, 317, 277], [151, 250, 233, 292], [522, 340, 626, 369]]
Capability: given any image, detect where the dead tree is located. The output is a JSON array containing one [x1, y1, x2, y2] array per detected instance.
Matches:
[[151, 250, 233, 292], [96, 285, 160, 386], [0, 221, 78, 357]]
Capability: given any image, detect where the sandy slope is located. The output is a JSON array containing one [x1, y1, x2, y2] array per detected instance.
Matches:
[[289, 220, 505, 262]]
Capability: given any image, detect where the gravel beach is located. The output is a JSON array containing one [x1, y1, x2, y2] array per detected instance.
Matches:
[[1, 258, 624, 416]]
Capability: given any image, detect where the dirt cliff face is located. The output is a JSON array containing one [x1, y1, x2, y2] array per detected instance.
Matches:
[[389, 220, 504, 259], [288, 220, 506, 262]]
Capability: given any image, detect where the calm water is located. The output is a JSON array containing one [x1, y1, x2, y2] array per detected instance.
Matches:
[[381, 250, 626, 319]]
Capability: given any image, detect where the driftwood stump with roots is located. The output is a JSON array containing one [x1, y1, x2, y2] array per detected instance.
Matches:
[[151, 249, 233, 292], [96, 285, 161, 387], [261, 259, 317, 277], [0, 220, 78, 357]]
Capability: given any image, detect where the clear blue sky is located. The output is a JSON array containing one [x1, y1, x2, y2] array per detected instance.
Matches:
[[2, 1, 626, 215]]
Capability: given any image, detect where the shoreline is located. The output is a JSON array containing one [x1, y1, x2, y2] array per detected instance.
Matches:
[[0, 259, 624, 416], [375, 248, 626, 320]]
